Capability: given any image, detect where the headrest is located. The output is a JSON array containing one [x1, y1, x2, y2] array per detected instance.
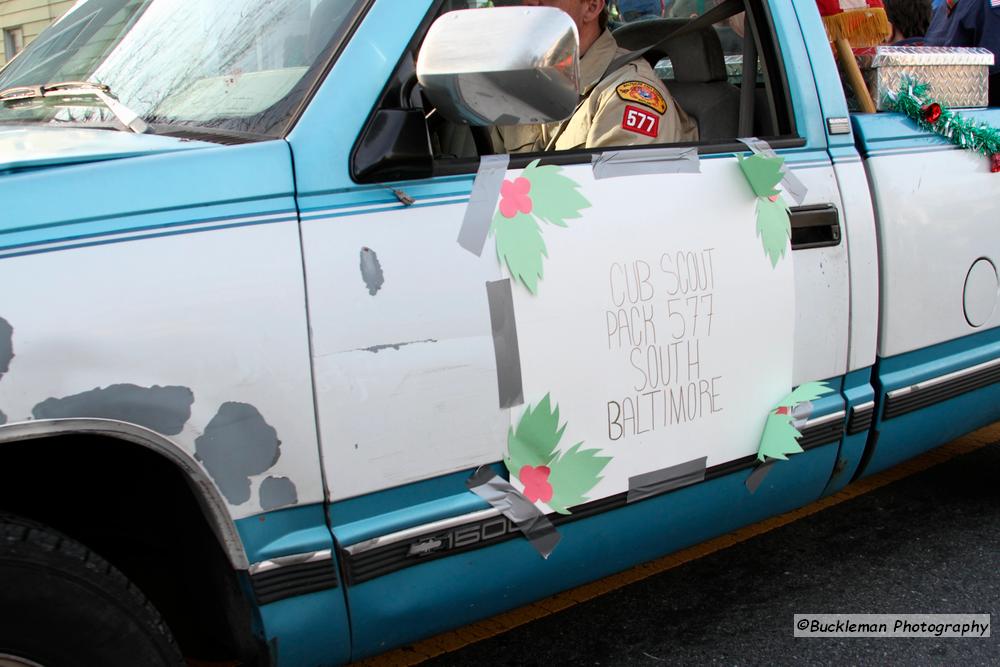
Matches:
[[612, 18, 729, 84]]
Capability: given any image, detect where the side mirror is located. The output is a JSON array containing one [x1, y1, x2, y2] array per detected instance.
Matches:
[[416, 6, 580, 126]]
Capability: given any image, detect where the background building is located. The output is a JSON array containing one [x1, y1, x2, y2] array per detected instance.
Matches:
[[1, 0, 73, 63]]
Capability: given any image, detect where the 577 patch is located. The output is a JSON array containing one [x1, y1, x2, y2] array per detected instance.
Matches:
[[622, 105, 659, 137]]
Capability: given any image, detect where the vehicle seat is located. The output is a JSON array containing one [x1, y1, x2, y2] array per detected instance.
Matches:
[[613, 19, 740, 141]]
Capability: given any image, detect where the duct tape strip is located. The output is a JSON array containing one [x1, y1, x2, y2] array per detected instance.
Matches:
[[592, 146, 700, 179], [466, 466, 561, 559], [486, 279, 524, 409], [745, 460, 776, 494], [627, 456, 707, 503], [458, 154, 510, 256], [737, 137, 808, 205]]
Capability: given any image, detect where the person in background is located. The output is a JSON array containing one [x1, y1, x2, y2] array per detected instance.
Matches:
[[925, 0, 1000, 105], [884, 0, 932, 44], [613, 0, 666, 21]]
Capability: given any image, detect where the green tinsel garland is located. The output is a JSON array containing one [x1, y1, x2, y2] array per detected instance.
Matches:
[[886, 78, 1000, 172]]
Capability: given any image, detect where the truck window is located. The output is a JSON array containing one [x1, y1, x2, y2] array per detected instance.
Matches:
[[0, 0, 364, 140], [353, 0, 795, 179]]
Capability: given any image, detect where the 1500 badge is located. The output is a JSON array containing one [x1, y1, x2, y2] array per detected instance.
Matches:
[[407, 515, 519, 557]]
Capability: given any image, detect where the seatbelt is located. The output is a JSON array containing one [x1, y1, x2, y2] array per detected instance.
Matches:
[[600, 0, 746, 82]]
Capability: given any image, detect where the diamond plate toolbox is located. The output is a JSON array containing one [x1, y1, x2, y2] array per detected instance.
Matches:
[[857, 46, 995, 110]]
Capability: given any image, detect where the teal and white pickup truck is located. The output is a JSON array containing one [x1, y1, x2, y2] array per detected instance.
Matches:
[[1, 0, 998, 665]]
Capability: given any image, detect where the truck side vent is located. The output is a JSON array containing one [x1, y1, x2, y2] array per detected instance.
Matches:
[[797, 416, 844, 450], [884, 362, 1000, 420], [251, 559, 339, 605], [847, 403, 875, 435]]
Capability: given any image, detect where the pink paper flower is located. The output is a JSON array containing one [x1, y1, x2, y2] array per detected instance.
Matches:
[[519, 464, 553, 503], [499, 177, 533, 218]]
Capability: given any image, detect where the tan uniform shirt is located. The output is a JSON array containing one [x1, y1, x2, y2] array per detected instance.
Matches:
[[499, 29, 698, 152]]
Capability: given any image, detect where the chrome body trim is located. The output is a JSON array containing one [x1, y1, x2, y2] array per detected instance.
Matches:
[[803, 410, 846, 428], [343, 507, 501, 556], [249, 549, 333, 576], [886, 356, 1000, 399], [0, 418, 249, 570], [851, 400, 876, 413]]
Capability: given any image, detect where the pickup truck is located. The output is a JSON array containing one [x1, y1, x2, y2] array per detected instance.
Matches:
[[1, 1, 997, 665]]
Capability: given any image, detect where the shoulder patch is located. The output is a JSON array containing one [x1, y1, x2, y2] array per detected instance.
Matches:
[[616, 81, 667, 114]]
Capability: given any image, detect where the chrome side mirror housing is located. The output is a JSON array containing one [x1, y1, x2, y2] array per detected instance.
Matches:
[[416, 6, 580, 126]]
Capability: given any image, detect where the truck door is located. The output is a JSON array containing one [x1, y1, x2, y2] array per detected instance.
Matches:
[[289, 0, 850, 658]]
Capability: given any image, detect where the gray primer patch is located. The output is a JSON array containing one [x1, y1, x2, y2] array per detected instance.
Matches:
[[31, 384, 194, 435], [358, 338, 437, 354], [360, 247, 385, 296], [259, 476, 299, 511], [195, 402, 281, 506], [0, 317, 13, 381]]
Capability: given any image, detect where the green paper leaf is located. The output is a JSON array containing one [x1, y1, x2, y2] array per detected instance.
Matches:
[[504, 394, 565, 477], [756, 411, 805, 462], [546, 442, 612, 514], [737, 153, 784, 198], [492, 210, 547, 294], [756, 196, 791, 268], [779, 381, 835, 408], [522, 159, 591, 228]]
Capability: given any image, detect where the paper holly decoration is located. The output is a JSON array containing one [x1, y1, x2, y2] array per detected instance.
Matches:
[[887, 78, 1000, 173], [492, 159, 590, 294], [756, 382, 835, 461], [504, 394, 611, 514], [738, 153, 791, 267]]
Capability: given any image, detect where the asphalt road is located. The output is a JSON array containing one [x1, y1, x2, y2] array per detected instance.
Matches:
[[420, 440, 999, 666]]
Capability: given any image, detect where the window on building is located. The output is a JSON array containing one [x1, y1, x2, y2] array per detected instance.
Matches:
[[4, 26, 24, 62]]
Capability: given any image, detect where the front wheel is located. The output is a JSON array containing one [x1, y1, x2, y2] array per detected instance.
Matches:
[[0, 514, 183, 667]]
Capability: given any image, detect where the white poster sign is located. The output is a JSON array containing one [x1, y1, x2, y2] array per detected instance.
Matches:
[[501, 157, 795, 511]]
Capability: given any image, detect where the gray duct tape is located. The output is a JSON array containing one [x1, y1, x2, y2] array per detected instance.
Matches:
[[792, 400, 814, 420], [486, 279, 524, 409], [745, 460, 776, 494], [737, 137, 808, 206], [466, 466, 561, 558], [627, 456, 707, 503], [458, 154, 510, 256], [592, 146, 700, 179]]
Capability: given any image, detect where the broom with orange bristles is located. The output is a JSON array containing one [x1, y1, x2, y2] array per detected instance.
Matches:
[[816, 0, 892, 113]]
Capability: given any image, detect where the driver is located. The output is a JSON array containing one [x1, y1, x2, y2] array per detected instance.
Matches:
[[497, 0, 698, 152]]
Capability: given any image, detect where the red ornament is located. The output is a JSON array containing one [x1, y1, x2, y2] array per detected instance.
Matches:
[[922, 103, 942, 124], [991, 153, 1000, 173], [519, 465, 553, 503]]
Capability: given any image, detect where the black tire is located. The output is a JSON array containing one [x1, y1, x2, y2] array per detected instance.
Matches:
[[0, 514, 184, 667]]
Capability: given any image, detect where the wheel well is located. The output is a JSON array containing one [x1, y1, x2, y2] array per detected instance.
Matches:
[[0, 434, 266, 664]]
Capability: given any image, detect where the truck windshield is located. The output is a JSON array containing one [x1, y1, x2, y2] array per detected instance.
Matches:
[[0, 0, 361, 139]]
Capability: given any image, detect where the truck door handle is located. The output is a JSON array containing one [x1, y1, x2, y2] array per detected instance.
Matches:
[[789, 204, 841, 250]]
